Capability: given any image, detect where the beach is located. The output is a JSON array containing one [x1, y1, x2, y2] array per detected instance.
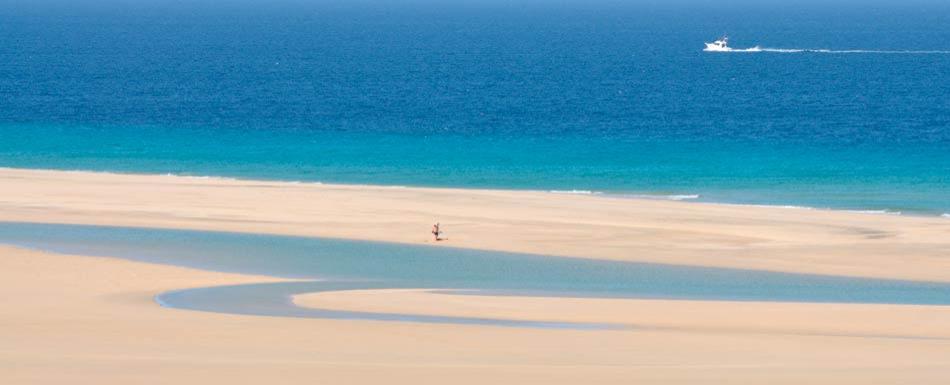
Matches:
[[4, 0, 949, 381], [4, 246, 950, 385], [2, 244, 949, 384], [1, 168, 949, 383], [2, 167, 948, 281]]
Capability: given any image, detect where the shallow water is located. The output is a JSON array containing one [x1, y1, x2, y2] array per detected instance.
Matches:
[[2, 222, 949, 328]]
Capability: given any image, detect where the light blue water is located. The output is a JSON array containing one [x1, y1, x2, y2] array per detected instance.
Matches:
[[3, 222, 950, 327], [1, 1, 949, 215]]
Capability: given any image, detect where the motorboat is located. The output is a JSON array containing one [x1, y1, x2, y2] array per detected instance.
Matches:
[[704, 36, 731, 52]]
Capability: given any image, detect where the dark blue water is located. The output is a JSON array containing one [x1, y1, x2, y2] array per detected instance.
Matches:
[[1, 1, 948, 214]]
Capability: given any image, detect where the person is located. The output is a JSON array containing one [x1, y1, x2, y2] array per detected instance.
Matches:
[[431, 223, 441, 241]]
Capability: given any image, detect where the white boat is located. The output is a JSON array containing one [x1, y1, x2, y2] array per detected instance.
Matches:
[[704, 36, 762, 52], [704, 36, 731, 52]]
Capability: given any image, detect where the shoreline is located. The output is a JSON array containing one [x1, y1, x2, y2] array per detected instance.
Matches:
[[1, 167, 949, 282], [8, 166, 947, 219]]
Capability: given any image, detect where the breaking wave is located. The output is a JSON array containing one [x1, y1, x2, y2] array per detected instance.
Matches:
[[548, 190, 602, 195], [619, 193, 701, 201], [547, 191, 700, 201], [844, 210, 903, 216]]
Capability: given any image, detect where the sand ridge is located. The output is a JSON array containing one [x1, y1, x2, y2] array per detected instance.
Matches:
[[1, 167, 949, 281]]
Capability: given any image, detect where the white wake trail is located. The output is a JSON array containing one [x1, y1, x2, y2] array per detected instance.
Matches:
[[708, 47, 950, 54], [764, 48, 950, 54]]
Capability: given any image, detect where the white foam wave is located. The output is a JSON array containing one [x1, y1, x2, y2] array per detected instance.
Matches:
[[548, 190, 601, 195], [548, 191, 702, 201], [161, 172, 239, 182], [942, 213, 950, 219], [737, 203, 816, 210], [619, 193, 701, 201], [666, 194, 701, 201], [844, 210, 903, 216]]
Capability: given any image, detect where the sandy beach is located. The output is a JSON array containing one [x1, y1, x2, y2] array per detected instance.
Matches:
[[1, 167, 949, 281], [2, 168, 950, 384], [5, 0, 949, 382], [4, 245, 950, 384], [295, 289, 950, 339]]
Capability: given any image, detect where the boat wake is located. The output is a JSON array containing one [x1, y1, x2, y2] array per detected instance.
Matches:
[[703, 36, 950, 54], [758, 48, 947, 54], [706, 46, 950, 54], [704, 46, 764, 53]]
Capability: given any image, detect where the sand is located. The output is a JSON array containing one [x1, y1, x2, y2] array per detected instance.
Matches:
[[3, 245, 950, 384], [2, 167, 950, 384], [295, 289, 950, 339], [1, 167, 949, 281]]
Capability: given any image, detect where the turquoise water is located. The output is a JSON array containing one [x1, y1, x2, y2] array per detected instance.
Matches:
[[3, 125, 948, 215], [3, 222, 950, 323], [1, 1, 949, 214]]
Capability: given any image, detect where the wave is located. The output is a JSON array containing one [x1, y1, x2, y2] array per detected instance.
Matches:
[[720, 204, 918, 218], [844, 210, 903, 216], [58, 169, 238, 183], [548, 190, 602, 195], [731, 203, 816, 210], [666, 194, 701, 201], [643, 194, 700, 201], [159, 172, 323, 185], [548, 191, 700, 201], [707, 46, 950, 54], [617, 193, 701, 201], [160, 173, 241, 182], [942, 214, 950, 219]]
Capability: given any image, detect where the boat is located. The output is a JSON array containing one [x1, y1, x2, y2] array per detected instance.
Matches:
[[704, 36, 731, 52], [704, 36, 763, 52]]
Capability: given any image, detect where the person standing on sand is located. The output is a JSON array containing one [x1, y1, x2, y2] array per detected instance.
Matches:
[[431, 223, 441, 241]]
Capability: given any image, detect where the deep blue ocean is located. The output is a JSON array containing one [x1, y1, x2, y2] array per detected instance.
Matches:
[[1, 0, 948, 215]]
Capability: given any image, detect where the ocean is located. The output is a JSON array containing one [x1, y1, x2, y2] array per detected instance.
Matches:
[[1, 0, 948, 215]]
